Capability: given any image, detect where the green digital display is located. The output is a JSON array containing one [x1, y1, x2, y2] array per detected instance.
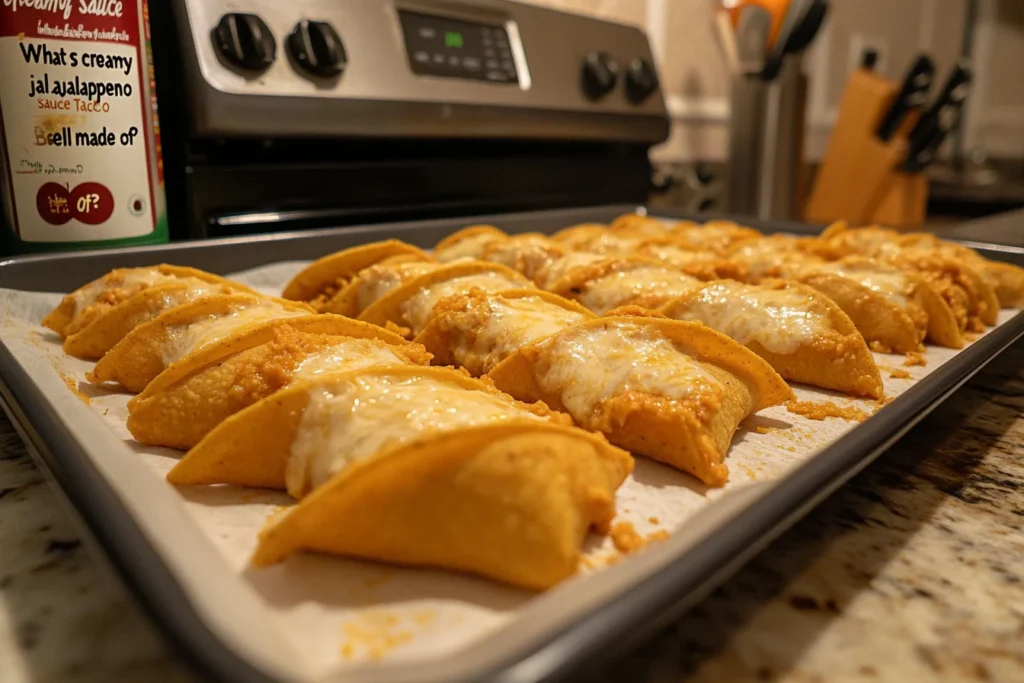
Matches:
[[444, 31, 464, 48]]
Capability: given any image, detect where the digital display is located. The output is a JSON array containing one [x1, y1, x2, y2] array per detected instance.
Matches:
[[398, 10, 519, 84], [445, 31, 464, 49]]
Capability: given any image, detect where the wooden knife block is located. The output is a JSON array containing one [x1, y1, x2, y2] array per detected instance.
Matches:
[[804, 68, 928, 228]]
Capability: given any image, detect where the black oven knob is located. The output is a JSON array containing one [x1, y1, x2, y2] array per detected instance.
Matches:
[[625, 57, 658, 103], [581, 52, 619, 101], [213, 13, 276, 72], [287, 20, 346, 78]]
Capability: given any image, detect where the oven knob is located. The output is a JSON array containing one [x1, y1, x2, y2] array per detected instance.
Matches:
[[625, 57, 658, 103], [287, 20, 346, 78], [212, 13, 276, 72], [581, 52, 619, 101]]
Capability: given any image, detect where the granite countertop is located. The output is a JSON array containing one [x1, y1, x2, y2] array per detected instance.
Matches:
[[2, 343, 1023, 683]]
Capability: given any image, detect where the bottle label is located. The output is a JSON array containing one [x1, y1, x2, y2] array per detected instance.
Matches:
[[0, 0, 157, 242]]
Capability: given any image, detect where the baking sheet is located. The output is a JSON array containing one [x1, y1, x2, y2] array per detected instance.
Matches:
[[1, 250, 1021, 682]]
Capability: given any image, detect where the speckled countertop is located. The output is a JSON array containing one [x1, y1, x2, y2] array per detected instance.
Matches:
[[2, 342, 1023, 683]]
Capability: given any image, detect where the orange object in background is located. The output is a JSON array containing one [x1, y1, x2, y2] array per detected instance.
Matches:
[[724, 0, 792, 49]]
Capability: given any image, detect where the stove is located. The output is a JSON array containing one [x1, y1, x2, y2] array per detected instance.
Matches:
[[149, 0, 668, 239]]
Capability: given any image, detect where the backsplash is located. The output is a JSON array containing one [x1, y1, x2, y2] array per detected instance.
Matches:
[[523, 0, 1024, 162]]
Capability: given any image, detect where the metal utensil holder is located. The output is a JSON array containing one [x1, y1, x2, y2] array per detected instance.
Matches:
[[726, 58, 807, 220]]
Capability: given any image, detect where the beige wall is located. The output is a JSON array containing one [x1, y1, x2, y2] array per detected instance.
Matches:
[[523, 0, 1024, 160]]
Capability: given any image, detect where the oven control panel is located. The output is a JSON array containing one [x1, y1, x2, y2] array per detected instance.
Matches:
[[170, 0, 668, 142], [399, 10, 518, 84]]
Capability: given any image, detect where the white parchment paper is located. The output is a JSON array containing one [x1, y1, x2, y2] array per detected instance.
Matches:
[[1, 263, 1016, 682]]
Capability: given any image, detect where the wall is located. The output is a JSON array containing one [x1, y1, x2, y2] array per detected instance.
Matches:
[[522, 0, 1024, 162]]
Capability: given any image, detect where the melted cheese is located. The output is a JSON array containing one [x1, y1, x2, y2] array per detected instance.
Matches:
[[446, 296, 587, 374], [287, 374, 546, 496], [669, 282, 826, 354], [154, 278, 232, 310], [580, 266, 702, 314], [483, 236, 565, 280], [815, 263, 910, 307], [639, 244, 717, 269], [435, 233, 501, 262], [72, 268, 176, 313], [535, 252, 607, 290], [401, 272, 525, 335], [355, 261, 439, 314], [162, 302, 310, 365], [535, 322, 723, 425], [293, 339, 410, 380]]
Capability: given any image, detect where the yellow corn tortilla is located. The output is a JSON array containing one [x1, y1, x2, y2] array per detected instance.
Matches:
[[127, 316, 427, 450], [282, 240, 431, 306], [251, 423, 632, 590], [89, 294, 315, 392], [415, 289, 596, 375], [62, 279, 242, 360], [549, 223, 611, 249], [660, 281, 884, 399], [358, 261, 533, 333], [487, 315, 792, 486], [42, 265, 251, 337]]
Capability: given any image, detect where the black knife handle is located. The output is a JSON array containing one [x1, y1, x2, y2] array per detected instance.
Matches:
[[877, 55, 935, 141]]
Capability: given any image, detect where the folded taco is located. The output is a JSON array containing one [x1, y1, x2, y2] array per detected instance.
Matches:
[[660, 280, 884, 398], [358, 261, 533, 336], [171, 366, 632, 589], [282, 240, 432, 309], [89, 294, 314, 392], [43, 265, 252, 338], [128, 316, 429, 449]]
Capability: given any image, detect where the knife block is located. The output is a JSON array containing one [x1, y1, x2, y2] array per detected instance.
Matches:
[[804, 68, 928, 228]]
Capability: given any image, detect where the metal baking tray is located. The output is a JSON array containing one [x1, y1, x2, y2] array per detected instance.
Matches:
[[2, 205, 1023, 683]]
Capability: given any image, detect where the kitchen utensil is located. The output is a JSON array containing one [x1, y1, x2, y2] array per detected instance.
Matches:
[[736, 4, 773, 75], [902, 59, 972, 172], [876, 55, 936, 141], [762, 0, 829, 81]]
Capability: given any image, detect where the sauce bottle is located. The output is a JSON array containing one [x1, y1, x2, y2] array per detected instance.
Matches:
[[0, 0, 167, 253]]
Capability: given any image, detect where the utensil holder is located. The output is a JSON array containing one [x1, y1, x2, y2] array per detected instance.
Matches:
[[804, 67, 928, 228]]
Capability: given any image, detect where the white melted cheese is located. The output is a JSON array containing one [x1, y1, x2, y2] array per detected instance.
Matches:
[[71, 268, 176, 313], [435, 233, 501, 262], [584, 232, 645, 256], [815, 263, 910, 308], [535, 323, 723, 426], [401, 272, 525, 335], [162, 302, 311, 365], [483, 236, 565, 280], [354, 261, 439, 314], [535, 252, 607, 290], [154, 277, 231, 310], [286, 374, 546, 496], [580, 266, 702, 314], [670, 282, 825, 355], [293, 339, 409, 380], [640, 244, 717, 269], [448, 296, 587, 374]]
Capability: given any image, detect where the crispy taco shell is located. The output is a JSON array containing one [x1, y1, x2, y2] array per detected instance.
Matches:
[[127, 316, 425, 449], [433, 225, 508, 262], [43, 265, 250, 337], [358, 261, 533, 333], [487, 316, 792, 486], [89, 294, 314, 392], [415, 289, 595, 375], [251, 422, 632, 590], [62, 279, 241, 359], [322, 256, 441, 318], [660, 281, 883, 398], [282, 240, 431, 305]]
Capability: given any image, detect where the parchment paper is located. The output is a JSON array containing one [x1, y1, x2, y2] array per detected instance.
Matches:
[[1, 263, 1015, 681]]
